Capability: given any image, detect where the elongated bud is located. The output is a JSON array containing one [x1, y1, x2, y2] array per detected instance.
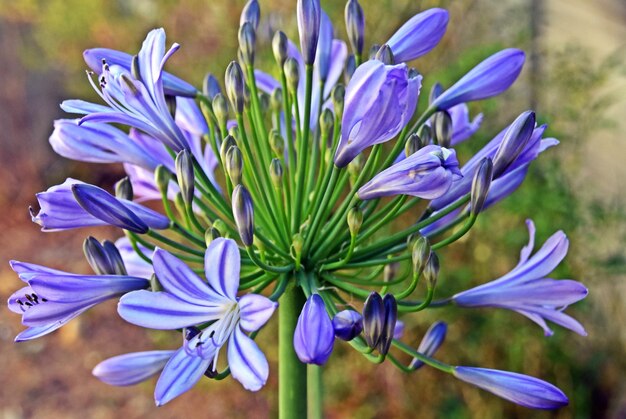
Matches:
[[240, 0, 260, 30], [377, 294, 397, 355], [212, 93, 229, 129], [384, 263, 397, 283], [492, 111, 535, 178], [228, 124, 240, 140], [433, 110, 453, 148], [203, 73, 222, 100], [411, 236, 430, 275], [259, 91, 270, 114], [347, 153, 364, 179], [346, 206, 363, 236], [297, 0, 321, 65], [270, 88, 283, 112], [423, 252, 439, 289], [417, 124, 432, 146], [410, 321, 448, 370], [332, 310, 363, 341], [344, 55, 356, 83], [429, 82, 444, 105], [471, 157, 493, 216], [154, 165, 171, 194], [115, 177, 133, 201], [102, 240, 127, 275], [232, 185, 254, 246], [284, 58, 300, 95], [220, 135, 237, 163], [345, 0, 365, 57], [84, 237, 126, 275], [269, 158, 283, 187], [269, 130, 285, 157], [362, 292, 384, 349], [369, 44, 381, 60], [319, 108, 334, 137], [205, 226, 221, 246], [291, 233, 304, 260], [405, 133, 423, 157], [272, 31, 289, 67], [294, 294, 334, 365], [238, 22, 256, 66], [175, 149, 195, 206], [130, 55, 141, 81], [225, 146, 243, 185], [225, 61, 245, 114], [331, 84, 345, 119], [375, 44, 394, 65]]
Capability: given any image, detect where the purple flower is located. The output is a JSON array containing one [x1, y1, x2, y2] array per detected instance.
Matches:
[[297, 0, 321, 65], [316, 11, 334, 82], [386, 8, 449, 63], [453, 219, 588, 336], [358, 145, 461, 200], [115, 237, 154, 278], [410, 321, 447, 370], [431, 49, 525, 111], [8, 261, 148, 342], [334, 60, 421, 167], [92, 350, 175, 386], [332, 309, 362, 341], [448, 103, 483, 146], [69, 29, 190, 152], [294, 294, 334, 365], [453, 367, 568, 409], [118, 238, 277, 394]]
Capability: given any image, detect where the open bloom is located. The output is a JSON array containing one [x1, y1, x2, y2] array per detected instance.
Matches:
[[358, 145, 461, 200], [334, 60, 421, 167], [118, 238, 278, 396], [8, 261, 148, 342], [385, 8, 449, 63], [453, 219, 588, 336]]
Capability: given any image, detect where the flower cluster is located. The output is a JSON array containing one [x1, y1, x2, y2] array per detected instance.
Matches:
[[8, 0, 587, 412]]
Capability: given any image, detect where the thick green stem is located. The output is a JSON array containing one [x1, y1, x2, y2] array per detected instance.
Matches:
[[307, 365, 323, 419], [279, 284, 307, 419]]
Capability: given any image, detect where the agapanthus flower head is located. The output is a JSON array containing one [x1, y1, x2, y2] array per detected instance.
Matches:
[[385, 8, 449, 63]]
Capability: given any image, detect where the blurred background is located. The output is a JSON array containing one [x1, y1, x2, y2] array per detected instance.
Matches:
[[0, 0, 624, 418]]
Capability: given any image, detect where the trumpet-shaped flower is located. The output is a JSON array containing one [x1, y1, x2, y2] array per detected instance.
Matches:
[[93, 350, 175, 386]]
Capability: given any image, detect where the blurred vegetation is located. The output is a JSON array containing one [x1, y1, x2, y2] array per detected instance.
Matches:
[[0, 0, 624, 418]]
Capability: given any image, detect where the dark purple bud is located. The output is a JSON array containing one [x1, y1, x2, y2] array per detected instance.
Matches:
[[405, 133, 424, 157], [409, 321, 447, 370], [225, 61, 245, 114], [294, 294, 334, 365], [240, 0, 261, 30], [232, 184, 254, 246], [362, 292, 384, 349], [225, 146, 243, 186], [375, 44, 395, 65], [344, 55, 356, 83], [102, 240, 128, 275], [84, 237, 115, 275], [377, 294, 397, 355], [130, 54, 141, 81], [332, 309, 363, 341], [429, 82, 444, 104], [433, 110, 453, 148], [272, 31, 288, 67], [470, 158, 494, 216], [203, 73, 222, 100], [417, 124, 433, 146], [297, 0, 321, 65], [492, 111, 535, 178], [345, 0, 365, 57], [238, 22, 256, 66], [114, 177, 133, 201], [175, 149, 195, 206]]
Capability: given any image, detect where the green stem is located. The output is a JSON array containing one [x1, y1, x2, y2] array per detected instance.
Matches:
[[307, 365, 323, 419]]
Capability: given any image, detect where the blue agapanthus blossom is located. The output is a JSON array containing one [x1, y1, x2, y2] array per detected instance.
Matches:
[[8, 0, 587, 412]]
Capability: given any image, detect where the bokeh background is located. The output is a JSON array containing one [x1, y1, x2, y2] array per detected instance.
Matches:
[[0, 0, 625, 418]]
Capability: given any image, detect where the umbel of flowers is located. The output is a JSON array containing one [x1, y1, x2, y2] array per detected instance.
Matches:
[[8, 0, 588, 415]]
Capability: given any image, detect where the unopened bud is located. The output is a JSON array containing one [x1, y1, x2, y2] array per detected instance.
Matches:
[[297, 0, 321, 65], [212, 93, 229, 129], [432, 110, 453, 148], [270, 158, 283, 187], [378, 294, 397, 355], [405, 133, 423, 157], [272, 31, 289, 67], [115, 177, 133, 201], [470, 157, 493, 216], [205, 226, 221, 246], [347, 153, 364, 178], [331, 84, 345, 119], [240, 0, 260, 30], [375, 44, 394, 65], [347, 206, 363, 236], [409, 321, 447, 370], [423, 252, 439, 289], [259, 92, 270, 114], [332, 310, 363, 341], [203, 73, 222, 100], [228, 125, 240, 140], [83, 237, 112, 275], [344, 55, 356, 83], [270, 88, 283, 112], [238, 22, 256, 66], [212, 219, 228, 238], [429, 82, 444, 105], [492, 110, 535, 178], [417, 124, 432, 145], [319, 108, 334, 136], [269, 130, 285, 157], [345, 0, 365, 57], [154, 165, 171, 193], [220, 135, 238, 163], [225, 146, 243, 185], [102, 240, 127, 275], [369, 44, 381, 60], [291, 233, 304, 259], [225, 61, 245, 114], [284, 58, 300, 95], [232, 185, 254, 246], [362, 292, 384, 349], [411, 236, 430, 275], [384, 263, 397, 283], [175, 149, 195, 206]]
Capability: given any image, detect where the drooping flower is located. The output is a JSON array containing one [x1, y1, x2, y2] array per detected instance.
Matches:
[[118, 238, 278, 394], [93, 350, 175, 386], [8, 261, 148, 342], [334, 60, 421, 167], [358, 145, 461, 200], [430, 49, 525, 111], [452, 219, 588, 336], [410, 321, 447, 370], [385, 8, 449, 63], [294, 294, 335, 365], [453, 367, 568, 409]]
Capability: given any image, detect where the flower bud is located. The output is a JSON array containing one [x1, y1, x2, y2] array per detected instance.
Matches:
[[345, 0, 365, 57], [115, 177, 133, 201], [154, 165, 171, 194], [84, 236, 126, 275], [225, 146, 243, 186], [386, 8, 449, 63], [272, 30, 289, 67], [319, 108, 334, 137], [102, 240, 128, 275], [270, 88, 283, 112], [347, 206, 363, 236], [205, 226, 221, 246], [377, 294, 398, 355], [240, 0, 260, 30], [470, 157, 493, 217], [369, 44, 381, 60], [492, 111, 535, 178], [331, 84, 345, 119], [375, 44, 395, 65], [212, 219, 228, 238], [409, 321, 447, 370], [411, 236, 430, 276], [269, 158, 283, 187], [294, 294, 334, 365], [268, 130, 284, 157], [259, 91, 270, 114], [417, 124, 432, 145], [429, 82, 444, 105], [423, 252, 439, 289], [332, 310, 363, 341], [432, 110, 453, 148], [203, 73, 222, 100], [212, 93, 229, 129], [347, 153, 364, 179], [238, 22, 256, 66], [362, 292, 384, 349], [384, 263, 398, 284], [232, 184, 254, 246], [284, 58, 300, 96], [228, 124, 240, 140], [220, 135, 238, 164], [297, 0, 321, 65], [291, 233, 304, 259], [344, 55, 356, 83], [175, 149, 195, 206], [225, 61, 245, 114], [405, 133, 423, 157]]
